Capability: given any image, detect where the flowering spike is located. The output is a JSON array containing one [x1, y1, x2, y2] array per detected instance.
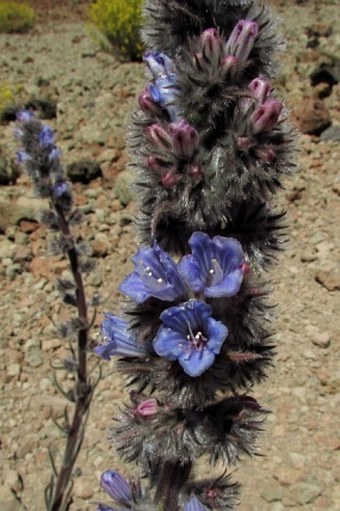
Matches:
[[100, 470, 132, 504], [225, 19, 259, 65], [94, 314, 148, 360]]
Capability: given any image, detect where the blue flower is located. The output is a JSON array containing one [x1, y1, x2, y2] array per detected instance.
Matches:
[[120, 243, 187, 304], [178, 232, 245, 298], [184, 495, 208, 511], [143, 51, 176, 78], [148, 74, 181, 121], [16, 109, 34, 124], [39, 126, 55, 147], [153, 299, 228, 377], [94, 314, 149, 360], [100, 470, 132, 505]]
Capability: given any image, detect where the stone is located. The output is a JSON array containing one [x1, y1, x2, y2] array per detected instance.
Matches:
[[312, 331, 331, 348], [0, 238, 15, 259], [113, 170, 135, 206], [315, 269, 340, 291], [19, 219, 39, 234], [320, 125, 340, 142], [285, 482, 322, 505], [91, 233, 109, 257], [73, 478, 94, 500], [293, 97, 331, 135], [67, 159, 102, 184], [3, 470, 23, 494]]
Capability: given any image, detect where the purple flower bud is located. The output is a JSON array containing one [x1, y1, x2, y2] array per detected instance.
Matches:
[[39, 126, 55, 147], [249, 99, 283, 133], [248, 77, 273, 104], [225, 19, 259, 64], [16, 109, 34, 124], [16, 150, 30, 164], [161, 169, 180, 188], [184, 495, 208, 511], [94, 314, 149, 360], [169, 119, 199, 159], [53, 181, 70, 198], [48, 147, 61, 162], [138, 88, 161, 114], [135, 398, 158, 417], [143, 51, 176, 78], [147, 124, 172, 150], [200, 28, 223, 67], [13, 128, 23, 139], [220, 55, 238, 76], [100, 470, 132, 504]]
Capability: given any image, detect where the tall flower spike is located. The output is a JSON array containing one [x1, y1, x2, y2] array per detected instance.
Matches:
[[120, 243, 187, 304], [153, 299, 228, 377], [178, 232, 246, 298], [94, 314, 149, 360]]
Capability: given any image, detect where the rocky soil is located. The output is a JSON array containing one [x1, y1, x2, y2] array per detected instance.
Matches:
[[0, 1, 339, 510]]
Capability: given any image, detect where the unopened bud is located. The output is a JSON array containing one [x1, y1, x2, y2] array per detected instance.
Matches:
[[135, 398, 158, 417], [100, 470, 132, 504], [220, 55, 238, 76], [161, 169, 179, 188], [225, 19, 259, 64], [249, 99, 283, 133], [170, 119, 199, 159], [147, 124, 172, 150], [201, 28, 223, 67], [138, 88, 161, 114], [249, 77, 273, 104]]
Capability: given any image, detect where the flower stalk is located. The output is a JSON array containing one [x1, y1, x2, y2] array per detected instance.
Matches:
[[15, 112, 97, 511]]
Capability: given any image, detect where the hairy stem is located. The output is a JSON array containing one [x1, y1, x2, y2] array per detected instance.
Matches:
[[154, 461, 192, 511], [49, 202, 92, 511]]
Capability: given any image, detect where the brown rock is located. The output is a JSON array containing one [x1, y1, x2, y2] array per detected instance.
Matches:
[[19, 220, 39, 234], [293, 97, 331, 135], [315, 269, 340, 291]]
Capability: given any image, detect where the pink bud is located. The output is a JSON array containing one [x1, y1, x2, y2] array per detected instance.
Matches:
[[241, 261, 251, 275], [135, 398, 158, 417], [249, 99, 283, 133], [138, 88, 161, 114], [201, 28, 224, 67], [220, 55, 238, 76], [256, 146, 277, 163], [170, 119, 199, 159], [161, 169, 180, 188], [147, 155, 171, 172], [248, 77, 273, 104], [147, 124, 172, 150], [225, 19, 259, 64], [190, 164, 203, 181]]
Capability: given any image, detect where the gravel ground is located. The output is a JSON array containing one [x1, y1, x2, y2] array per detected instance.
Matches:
[[0, 1, 339, 510]]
